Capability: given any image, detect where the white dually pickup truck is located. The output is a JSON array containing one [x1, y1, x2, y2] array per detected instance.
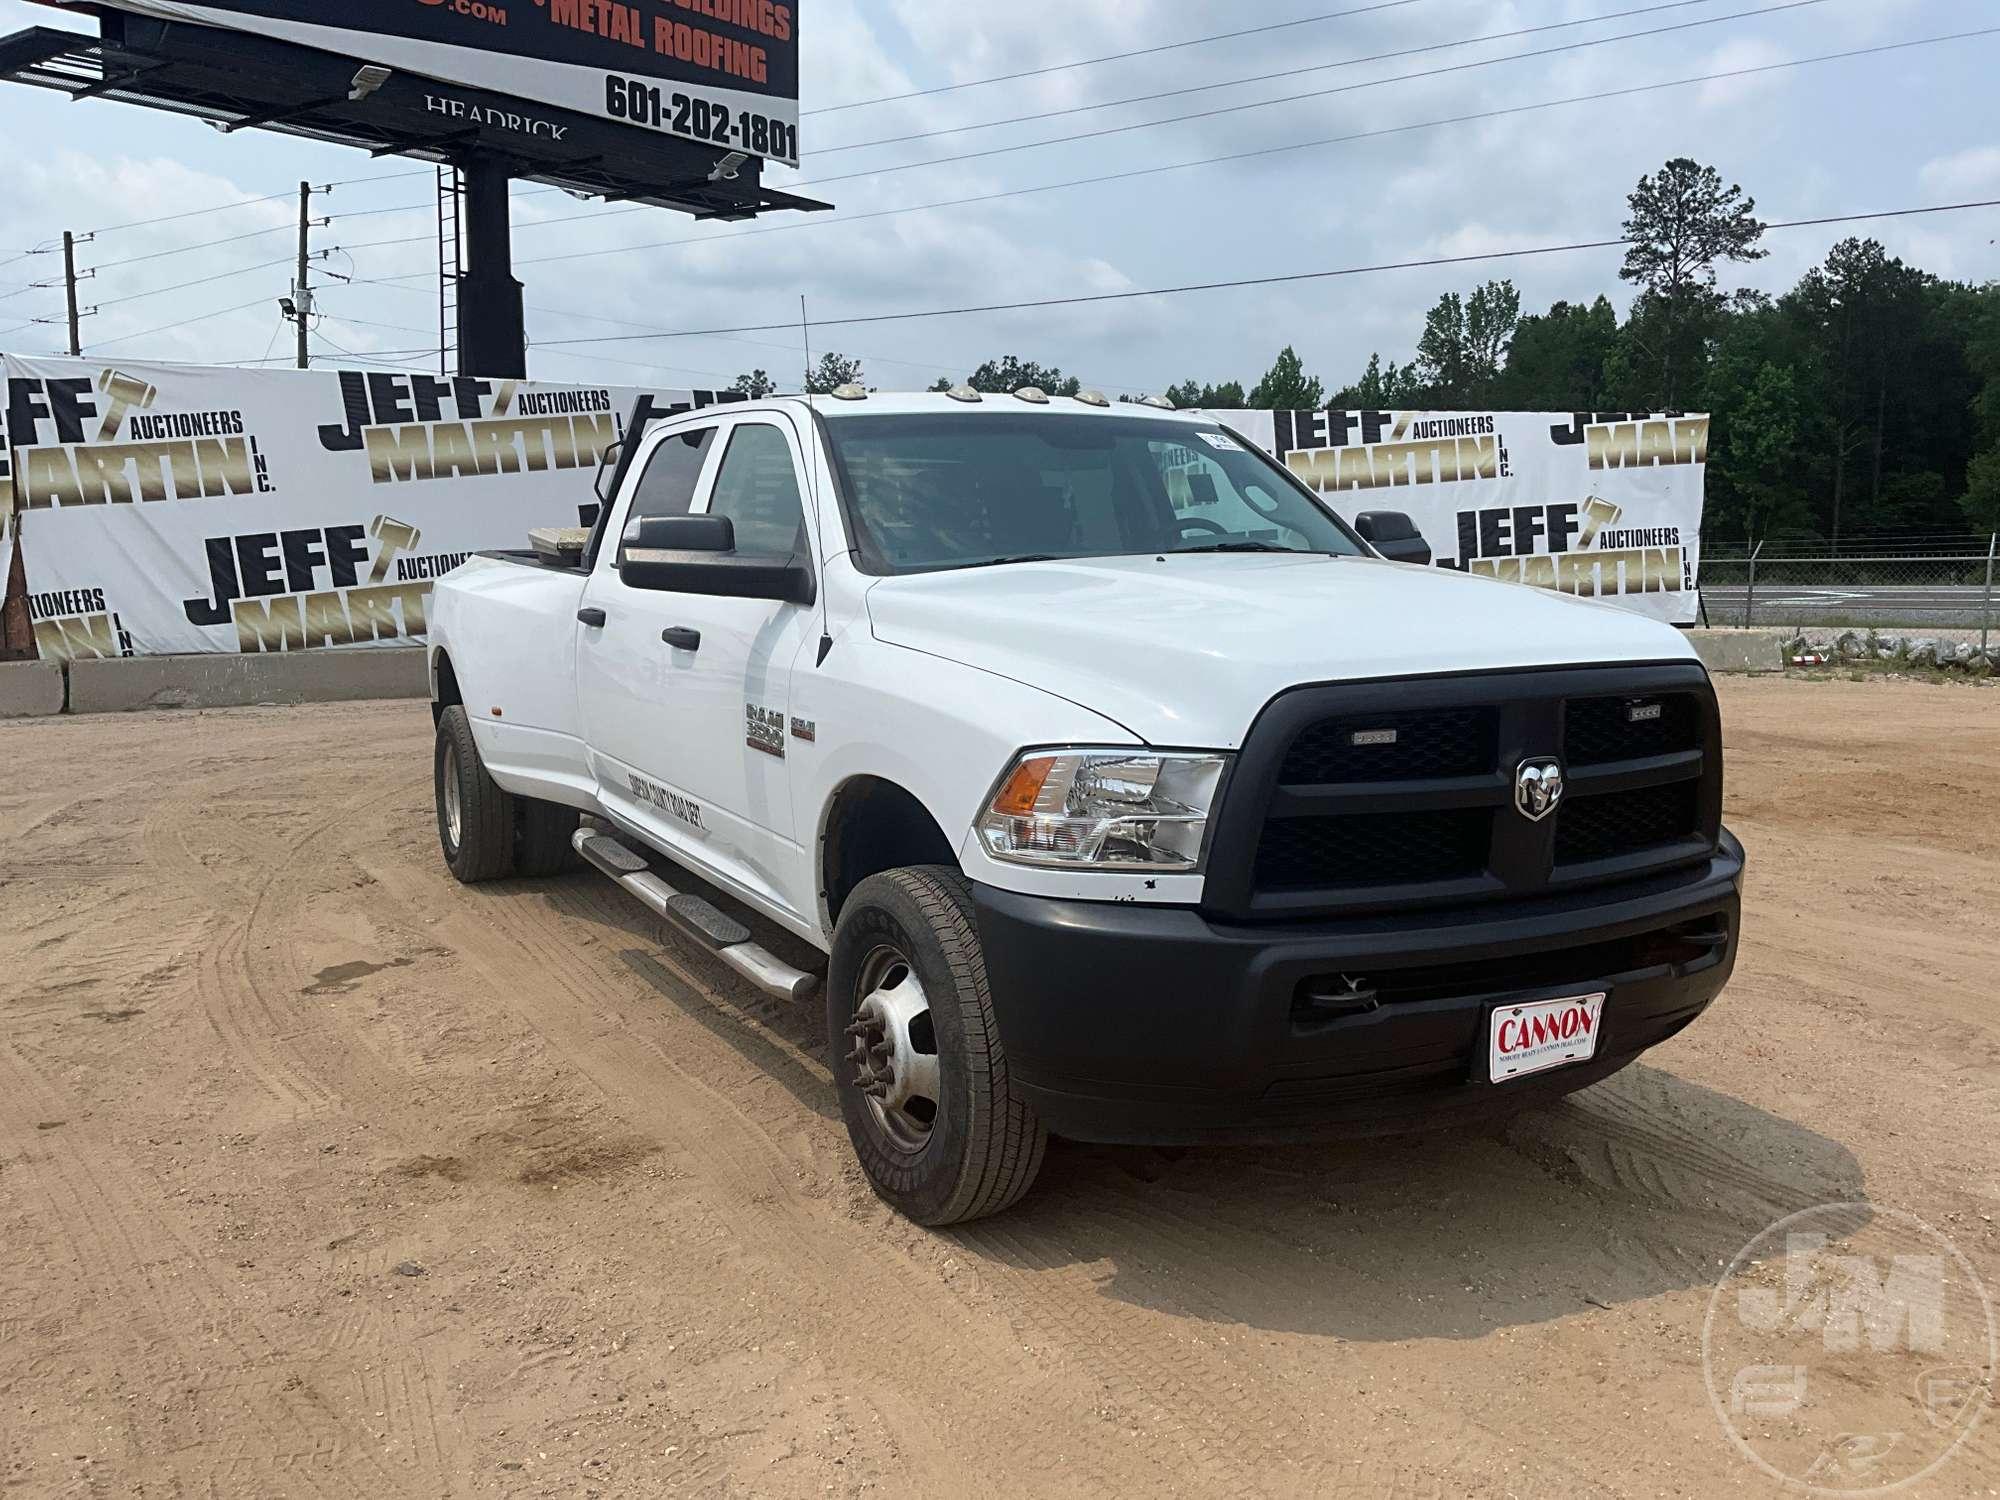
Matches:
[[428, 390, 1743, 1224]]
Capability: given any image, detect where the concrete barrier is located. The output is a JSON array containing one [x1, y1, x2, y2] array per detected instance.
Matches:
[[67, 648, 428, 714], [1686, 628, 1791, 674], [0, 659, 66, 717]]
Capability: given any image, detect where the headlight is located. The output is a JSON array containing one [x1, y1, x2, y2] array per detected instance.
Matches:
[[978, 749, 1229, 871]]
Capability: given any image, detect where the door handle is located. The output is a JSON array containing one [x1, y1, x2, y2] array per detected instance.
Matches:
[[661, 626, 702, 652], [577, 607, 607, 628]]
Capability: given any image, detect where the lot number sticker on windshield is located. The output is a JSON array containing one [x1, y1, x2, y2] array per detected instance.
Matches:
[[1196, 432, 1243, 451]]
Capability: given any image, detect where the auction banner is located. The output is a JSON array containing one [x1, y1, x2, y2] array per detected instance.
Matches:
[[67, 0, 802, 165], [1201, 408, 1708, 626], [1, 355, 741, 662]]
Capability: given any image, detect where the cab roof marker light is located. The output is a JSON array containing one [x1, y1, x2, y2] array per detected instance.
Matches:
[[1013, 386, 1050, 405], [1140, 395, 1174, 410], [945, 384, 983, 403], [829, 383, 868, 401], [1074, 390, 1110, 408]]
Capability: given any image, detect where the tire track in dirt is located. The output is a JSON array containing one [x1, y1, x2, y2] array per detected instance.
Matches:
[[966, 1190, 1622, 1498], [457, 848, 1663, 1497], [46, 741, 473, 1486], [0, 1045, 430, 1499], [361, 841, 1200, 1497], [138, 757, 425, 1122], [9, 684, 1995, 1498], [466, 837, 1818, 1497], [358, 814, 1506, 1500]]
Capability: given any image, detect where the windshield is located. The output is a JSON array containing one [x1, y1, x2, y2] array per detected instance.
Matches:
[[820, 412, 1367, 574]]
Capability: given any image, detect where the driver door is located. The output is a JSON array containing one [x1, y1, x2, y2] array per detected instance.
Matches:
[[575, 413, 820, 922]]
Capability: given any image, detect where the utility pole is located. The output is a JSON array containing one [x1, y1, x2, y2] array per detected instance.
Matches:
[[293, 180, 313, 369], [62, 230, 81, 356]]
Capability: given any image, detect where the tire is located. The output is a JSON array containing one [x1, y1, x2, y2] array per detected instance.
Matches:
[[827, 866, 1047, 1225], [514, 797, 581, 878], [434, 704, 515, 883]]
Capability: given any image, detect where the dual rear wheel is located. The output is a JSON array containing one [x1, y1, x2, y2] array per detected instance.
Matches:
[[433, 704, 581, 883]]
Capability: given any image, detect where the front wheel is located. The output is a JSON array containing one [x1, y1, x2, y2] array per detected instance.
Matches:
[[827, 867, 1047, 1225]]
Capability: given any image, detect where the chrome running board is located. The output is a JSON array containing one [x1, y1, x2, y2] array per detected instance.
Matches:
[[572, 829, 820, 1004]]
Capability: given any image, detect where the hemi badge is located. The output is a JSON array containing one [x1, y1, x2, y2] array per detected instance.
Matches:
[[1627, 702, 1664, 724], [1349, 728, 1398, 747]]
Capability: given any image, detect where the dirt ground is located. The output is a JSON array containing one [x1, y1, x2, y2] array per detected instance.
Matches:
[[2, 675, 1997, 1497]]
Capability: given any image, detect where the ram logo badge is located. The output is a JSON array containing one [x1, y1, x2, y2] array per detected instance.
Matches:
[[1515, 758, 1565, 822]]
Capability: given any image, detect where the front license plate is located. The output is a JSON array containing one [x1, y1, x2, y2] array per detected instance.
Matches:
[[1489, 992, 1607, 1083]]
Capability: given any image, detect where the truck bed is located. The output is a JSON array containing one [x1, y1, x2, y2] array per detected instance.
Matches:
[[475, 548, 586, 576]]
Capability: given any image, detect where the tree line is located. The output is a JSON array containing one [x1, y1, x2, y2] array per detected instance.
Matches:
[[731, 159, 2000, 546]]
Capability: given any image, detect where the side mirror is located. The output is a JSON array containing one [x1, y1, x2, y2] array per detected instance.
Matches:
[[618, 514, 816, 606], [1354, 510, 1432, 566], [593, 440, 624, 502]]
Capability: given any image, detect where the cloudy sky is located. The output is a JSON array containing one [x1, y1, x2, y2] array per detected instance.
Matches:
[[0, 0, 1994, 397]]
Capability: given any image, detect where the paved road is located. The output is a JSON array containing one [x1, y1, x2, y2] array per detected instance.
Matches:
[[1700, 583, 1994, 628]]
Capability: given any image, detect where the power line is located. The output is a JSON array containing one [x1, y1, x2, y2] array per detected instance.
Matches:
[[77, 167, 428, 238], [525, 200, 2000, 350], [319, 310, 440, 339], [798, 0, 1832, 191], [335, 197, 457, 221], [91, 294, 277, 351], [90, 222, 319, 272], [816, 0, 1734, 156], [330, 0, 1808, 258], [83, 189, 294, 237], [487, 26, 1995, 276], [806, 0, 1436, 117], [517, 299, 1155, 392], [173, 202, 2000, 384], [93, 254, 307, 310]]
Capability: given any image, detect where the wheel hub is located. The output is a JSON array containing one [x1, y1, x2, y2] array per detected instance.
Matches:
[[442, 741, 463, 847], [846, 951, 939, 1151]]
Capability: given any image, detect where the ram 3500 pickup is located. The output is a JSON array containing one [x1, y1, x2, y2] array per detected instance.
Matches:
[[427, 390, 1743, 1224]]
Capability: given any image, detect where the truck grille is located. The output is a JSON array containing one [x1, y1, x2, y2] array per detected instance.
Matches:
[[1278, 707, 1496, 783], [1203, 664, 1722, 919], [1255, 808, 1490, 890], [1554, 780, 1701, 865], [1563, 692, 1700, 765]]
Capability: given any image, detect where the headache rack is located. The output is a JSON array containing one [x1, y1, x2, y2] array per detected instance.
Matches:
[[1201, 662, 1722, 921]]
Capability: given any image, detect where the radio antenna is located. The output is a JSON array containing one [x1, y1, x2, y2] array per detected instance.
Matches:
[[801, 294, 834, 667]]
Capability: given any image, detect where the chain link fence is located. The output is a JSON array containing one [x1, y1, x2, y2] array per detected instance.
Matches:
[[1700, 534, 1998, 652]]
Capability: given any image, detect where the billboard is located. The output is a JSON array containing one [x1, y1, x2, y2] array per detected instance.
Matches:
[[61, 0, 801, 165], [0, 362, 1712, 662], [2, 354, 743, 660], [1201, 408, 1708, 626]]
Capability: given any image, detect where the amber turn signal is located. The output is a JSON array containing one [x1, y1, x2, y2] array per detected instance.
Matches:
[[991, 755, 1058, 816]]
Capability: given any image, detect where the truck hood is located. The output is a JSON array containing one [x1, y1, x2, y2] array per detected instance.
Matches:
[[864, 553, 1699, 748]]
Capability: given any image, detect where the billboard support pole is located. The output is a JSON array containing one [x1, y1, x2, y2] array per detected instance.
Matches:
[[457, 157, 525, 380]]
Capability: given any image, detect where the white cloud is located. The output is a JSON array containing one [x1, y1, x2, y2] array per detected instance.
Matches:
[[0, 0, 1992, 392], [1918, 145, 2000, 202], [1693, 37, 1793, 111]]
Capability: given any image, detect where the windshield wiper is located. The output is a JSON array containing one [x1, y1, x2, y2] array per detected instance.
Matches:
[[960, 553, 1064, 569], [1169, 540, 1297, 554]]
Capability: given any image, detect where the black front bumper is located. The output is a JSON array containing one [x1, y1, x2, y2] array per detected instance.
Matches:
[[971, 833, 1744, 1144]]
